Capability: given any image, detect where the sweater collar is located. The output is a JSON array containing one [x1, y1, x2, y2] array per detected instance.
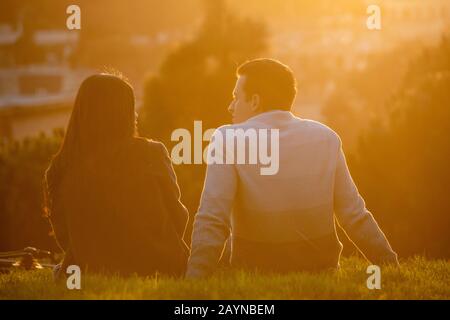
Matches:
[[244, 110, 298, 126]]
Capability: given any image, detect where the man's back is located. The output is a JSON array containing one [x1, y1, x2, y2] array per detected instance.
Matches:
[[231, 111, 339, 242], [187, 111, 398, 277], [229, 111, 342, 271]]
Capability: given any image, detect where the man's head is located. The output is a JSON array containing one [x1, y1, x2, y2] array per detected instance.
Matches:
[[228, 58, 297, 124]]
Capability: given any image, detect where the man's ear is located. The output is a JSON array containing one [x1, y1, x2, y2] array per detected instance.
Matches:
[[251, 94, 260, 112]]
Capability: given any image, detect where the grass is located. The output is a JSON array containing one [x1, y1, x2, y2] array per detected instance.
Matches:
[[0, 256, 448, 300]]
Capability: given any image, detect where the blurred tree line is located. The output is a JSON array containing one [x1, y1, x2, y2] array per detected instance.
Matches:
[[322, 41, 424, 150], [0, 131, 62, 252], [347, 37, 450, 258], [138, 0, 267, 237]]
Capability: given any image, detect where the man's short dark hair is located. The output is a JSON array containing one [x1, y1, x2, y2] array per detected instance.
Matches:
[[236, 58, 297, 111]]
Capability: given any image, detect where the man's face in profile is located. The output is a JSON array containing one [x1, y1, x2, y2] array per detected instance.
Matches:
[[228, 76, 258, 124]]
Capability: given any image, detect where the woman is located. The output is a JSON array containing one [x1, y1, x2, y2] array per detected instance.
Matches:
[[44, 74, 189, 277]]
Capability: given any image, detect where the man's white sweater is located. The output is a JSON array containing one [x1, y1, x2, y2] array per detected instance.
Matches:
[[187, 110, 398, 277]]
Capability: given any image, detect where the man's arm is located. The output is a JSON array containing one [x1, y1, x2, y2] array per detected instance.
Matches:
[[333, 140, 398, 265], [186, 129, 237, 278]]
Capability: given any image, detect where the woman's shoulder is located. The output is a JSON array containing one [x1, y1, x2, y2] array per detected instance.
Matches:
[[129, 137, 170, 160]]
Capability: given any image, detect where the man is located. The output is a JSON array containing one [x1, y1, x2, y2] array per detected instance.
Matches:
[[186, 58, 398, 278]]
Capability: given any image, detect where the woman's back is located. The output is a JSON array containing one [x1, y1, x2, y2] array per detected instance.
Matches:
[[56, 138, 189, 276]]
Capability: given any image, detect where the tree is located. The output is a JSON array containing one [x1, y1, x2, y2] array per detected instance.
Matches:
[[139, 0, 267, 226], [322, 42, 423, 150], [350, 37, 450, 257]]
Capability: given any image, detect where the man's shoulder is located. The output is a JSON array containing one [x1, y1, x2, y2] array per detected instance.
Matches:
[[214, 122, 252, 133], [299, 118, 335, 132], [213, 118, 341, 144], [210, 123, 255, 141], [298, 118, 341, 142]]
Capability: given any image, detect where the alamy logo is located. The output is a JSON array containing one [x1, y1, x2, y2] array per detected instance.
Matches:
[[170, 121, 280, 175], [66, 5, 81, 30], [66, 265, 81, 290], [366, 265, 381, 289], [366, 5, 381, 30]]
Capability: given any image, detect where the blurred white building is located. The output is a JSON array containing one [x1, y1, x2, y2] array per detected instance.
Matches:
[[0, 24, 91, 140]]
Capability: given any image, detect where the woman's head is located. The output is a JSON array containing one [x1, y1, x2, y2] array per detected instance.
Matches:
[[67, 73, 136, 153], [45, 73, 137, 208]]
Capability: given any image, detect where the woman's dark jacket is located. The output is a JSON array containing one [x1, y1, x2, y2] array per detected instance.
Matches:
[[49, 138, 189, 276]]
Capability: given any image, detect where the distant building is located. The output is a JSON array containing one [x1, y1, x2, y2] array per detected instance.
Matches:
[[0, 23, 92, 141]]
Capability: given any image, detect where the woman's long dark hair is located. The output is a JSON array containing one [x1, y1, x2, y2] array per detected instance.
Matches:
[[44, 74, 137, 234]]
